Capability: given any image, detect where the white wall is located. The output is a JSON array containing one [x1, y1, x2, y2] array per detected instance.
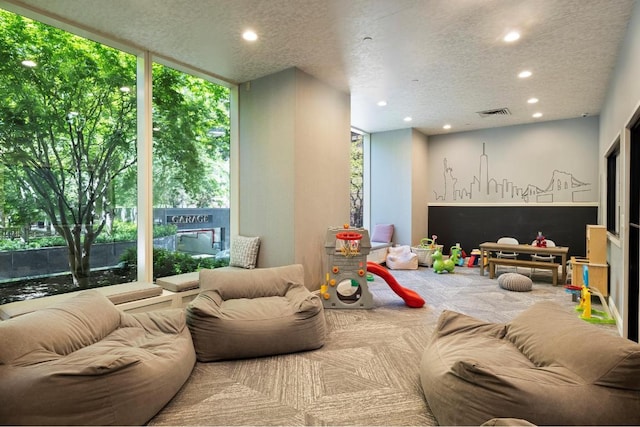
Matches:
[[599, 1, 640, 337], [238, 67, 350, 288], [428, 117, 599, 204], [370, 128, 429, 246]]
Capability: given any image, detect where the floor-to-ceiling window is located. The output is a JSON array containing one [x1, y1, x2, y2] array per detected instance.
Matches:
[[0, 8, 232, 304], [0, 9, 138, 302], [149, 62, 231, 278], [350, 130, 364, 228]]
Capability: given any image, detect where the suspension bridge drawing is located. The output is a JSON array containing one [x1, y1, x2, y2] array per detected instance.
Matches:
[[433, 143, 592, 203]]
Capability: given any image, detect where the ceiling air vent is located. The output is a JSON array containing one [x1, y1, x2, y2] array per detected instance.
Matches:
[[477, 107, 511, 118]]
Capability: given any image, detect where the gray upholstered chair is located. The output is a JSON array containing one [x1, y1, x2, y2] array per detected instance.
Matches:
[[186, 264, 326, 361], [0, 290, 196, 426]]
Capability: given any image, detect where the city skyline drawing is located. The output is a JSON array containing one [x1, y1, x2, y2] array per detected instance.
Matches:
[[434, 143, 592, 203]]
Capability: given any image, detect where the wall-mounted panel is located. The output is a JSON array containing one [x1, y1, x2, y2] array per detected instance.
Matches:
[[428, 205, 597, 259]]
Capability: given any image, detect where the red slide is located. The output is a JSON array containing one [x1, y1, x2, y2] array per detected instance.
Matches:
[[366, 262, 425, 308]]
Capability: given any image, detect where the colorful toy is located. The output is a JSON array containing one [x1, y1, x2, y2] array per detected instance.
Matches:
[[432, 249, 455, 274], [534, 231, 547, 247], [366, 262, 425, 308], [467, 249, 481, 267], [450, 244, 466, 266], [413, 234, 443, 267], [575, 265, 615, 324], [420, 234, 438, 249], [449, 246, 461, 265], [322, 226, 424, 309]]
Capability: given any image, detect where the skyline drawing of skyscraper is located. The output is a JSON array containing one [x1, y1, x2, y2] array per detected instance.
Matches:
[[434, 143, 591, 203]]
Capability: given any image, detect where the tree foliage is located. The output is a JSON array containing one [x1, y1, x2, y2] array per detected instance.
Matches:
[[150, 64, 230, 208], [350, 132, 364, 227], [0, 10, 230, 287]]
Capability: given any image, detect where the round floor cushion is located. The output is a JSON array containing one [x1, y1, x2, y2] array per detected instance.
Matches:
[[498, 273, 533, 292]]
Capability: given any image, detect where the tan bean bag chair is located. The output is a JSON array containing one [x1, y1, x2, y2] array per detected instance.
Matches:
[[187, 264, 326, 361], [0, 290, 195, 426], [420, 301, 640, 426]]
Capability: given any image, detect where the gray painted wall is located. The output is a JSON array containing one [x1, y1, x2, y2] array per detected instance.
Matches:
[[370, 128, 429, 246], [238, 67, 350, 288], [371, 129, 414, 246], [239, 68, 296, 266], [428, 117, 599, 204], [599, 0, 640, 336]]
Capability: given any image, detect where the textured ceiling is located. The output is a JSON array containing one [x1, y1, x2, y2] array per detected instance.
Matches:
[[2, 0, 635, 135]]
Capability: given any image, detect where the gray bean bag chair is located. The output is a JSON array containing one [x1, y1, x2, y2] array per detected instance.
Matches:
[[419, 301, 640, 426], [187, 264, 326, 361], [0, 290, 196, 425]]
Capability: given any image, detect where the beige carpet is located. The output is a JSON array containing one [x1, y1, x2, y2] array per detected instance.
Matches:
[[148, 266, 615, 426]]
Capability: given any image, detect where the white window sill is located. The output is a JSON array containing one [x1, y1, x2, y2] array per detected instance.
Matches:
[[0, 283, 200, 320]]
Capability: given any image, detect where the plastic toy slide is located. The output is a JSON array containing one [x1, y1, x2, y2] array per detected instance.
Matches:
[[366, 262, 425, 308]]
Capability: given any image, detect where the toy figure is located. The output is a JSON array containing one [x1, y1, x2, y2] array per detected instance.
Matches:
[[432, 249, 455, 274], [534, 231, 547, 247]]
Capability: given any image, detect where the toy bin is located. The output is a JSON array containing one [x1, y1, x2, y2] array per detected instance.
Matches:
[[411, 245, 443, 267]]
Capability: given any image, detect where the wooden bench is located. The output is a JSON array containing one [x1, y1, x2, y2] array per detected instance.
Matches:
[[488, 257, 560, 285]]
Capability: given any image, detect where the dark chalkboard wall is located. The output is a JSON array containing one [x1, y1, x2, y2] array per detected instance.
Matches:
[[428, 205, 598, 259]]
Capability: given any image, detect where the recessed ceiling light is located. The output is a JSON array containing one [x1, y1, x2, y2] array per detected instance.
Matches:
[[518, 70, 532, 78], [242, 30, 258, 41], [21, 59, 36, 67], [377, 100, 387, 107], [532, 112, 543, 118], [404, 116, 412, 122], [504, 31, 520, 42], [443, 124, 452, 130], [527, 97, 539, 104]]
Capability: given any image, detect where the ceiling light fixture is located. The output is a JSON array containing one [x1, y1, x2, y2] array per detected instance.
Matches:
[[518, 70, 532, 78], [363, 36, 372, 42], [443, 124, 452, 130], [242, 30, 258, 41], [527, 97, 539, 104], [404, 116, 412, 122], [504, 31, 520, 42], [532, 112, 543, 118], [21, 59, 36, 67], [377, 100, 387, 107]]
